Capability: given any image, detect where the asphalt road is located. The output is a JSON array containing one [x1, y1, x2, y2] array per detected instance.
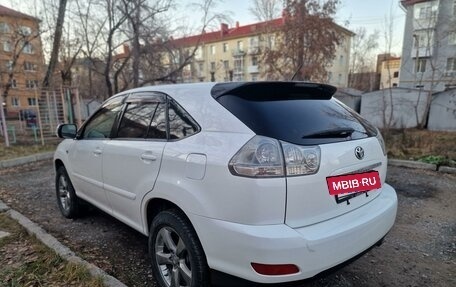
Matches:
[[0, 160, 454, 287]]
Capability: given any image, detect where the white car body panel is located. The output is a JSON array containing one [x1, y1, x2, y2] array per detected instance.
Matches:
[[102, 139, 166, 232], [189, 184, 397, 283]]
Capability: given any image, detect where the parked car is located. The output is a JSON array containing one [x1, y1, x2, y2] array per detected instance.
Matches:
[[19, 109, 37, 128], [54, 82, 397, 287]]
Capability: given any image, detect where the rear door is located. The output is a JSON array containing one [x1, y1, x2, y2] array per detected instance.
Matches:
[[102, 93, 167, 232]]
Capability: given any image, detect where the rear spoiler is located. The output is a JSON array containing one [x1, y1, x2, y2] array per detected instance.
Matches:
[[211, 81, 337, 100]]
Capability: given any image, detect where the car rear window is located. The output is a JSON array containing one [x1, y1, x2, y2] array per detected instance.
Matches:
[[215, 84, 376, 145]]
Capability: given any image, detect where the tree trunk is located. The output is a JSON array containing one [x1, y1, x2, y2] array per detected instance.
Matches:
[[42, 0, 68, 89]]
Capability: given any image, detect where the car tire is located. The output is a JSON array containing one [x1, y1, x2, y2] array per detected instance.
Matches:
[[149, 209, 209, 287], [55, 166, 80, 219]]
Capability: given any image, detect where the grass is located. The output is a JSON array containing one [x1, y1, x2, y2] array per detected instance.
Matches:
[[0, 143, 57, 161], [0, 213, 105, 287], [383, 129, 456, 167]]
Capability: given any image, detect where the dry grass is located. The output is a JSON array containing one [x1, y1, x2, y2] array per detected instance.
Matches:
[[0, 143, 57, 161], [0, 213, 105, 287], [383, 129, 456, 166]]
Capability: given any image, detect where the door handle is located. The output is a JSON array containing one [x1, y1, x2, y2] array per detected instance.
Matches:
[[93, 148, 102, 156], [141, 153, 157, 162]]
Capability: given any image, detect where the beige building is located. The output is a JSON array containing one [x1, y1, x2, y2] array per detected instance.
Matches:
[[0, 5, 44, 117], [379, 57, 401, 89], [171, 18, 353, 87]]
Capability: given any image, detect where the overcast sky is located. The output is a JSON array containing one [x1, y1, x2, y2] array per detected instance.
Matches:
[[1, 0, 406, 55]]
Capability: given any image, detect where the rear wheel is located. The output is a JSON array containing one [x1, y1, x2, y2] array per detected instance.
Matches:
[[149, 209, 209, 287], [55, 166, 80, 219]]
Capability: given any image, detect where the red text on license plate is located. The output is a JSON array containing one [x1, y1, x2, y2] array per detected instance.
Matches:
[[326, 171, 381, 196]]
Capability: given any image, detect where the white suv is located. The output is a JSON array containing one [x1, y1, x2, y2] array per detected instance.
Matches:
[[54, 82, 397, 287]]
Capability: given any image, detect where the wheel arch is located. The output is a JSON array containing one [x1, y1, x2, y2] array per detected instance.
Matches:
[[144, 197, 188, 235]]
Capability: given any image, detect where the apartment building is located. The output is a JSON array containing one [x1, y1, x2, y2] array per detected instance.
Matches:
[[399, 0, 456, 91], [379, 56, 401, 89], [0, 5, 44, 117], [171, 18, 353, 87]]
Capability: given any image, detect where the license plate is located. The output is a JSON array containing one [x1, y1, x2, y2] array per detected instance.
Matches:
[[326, 171, 381, 196]]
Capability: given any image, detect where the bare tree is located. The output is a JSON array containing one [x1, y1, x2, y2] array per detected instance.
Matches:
[[262, 0, 341, 81], [42, 0, 68, 89], [249, 0, 282, 21], [348, 27, 379, 90]]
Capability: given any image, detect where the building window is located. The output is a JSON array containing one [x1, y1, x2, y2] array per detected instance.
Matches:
[[338, 74, 342, 84], [447, 58, 456, 71], [28, 98, 37, 106], [223, 43, 228, 52], [0, 22, 9, 33], [19, 26, 32, 36], [210, 61, 216, 71], [449, 32, 456, 45], [5, 60, 13, 71], [251, 56, 258, 66], [26, 79, 39, 89], [393, 71, 399, 78], [339, 55, 344, 64], [223, 60, 229, 70], [198, 63, 203, 71], [252, 75, 258, 81], [3, 41, 12, 52], [23, 42, 34, 54], [414, 30, 433, 48], [416, 58, 427, 73], [237, 41, 243, 52], [328, 72, 332, 81], [414, 1, 437, 19], [250, 36, 259, 48], [24, 61, 37, 71], [210, 45, 215, 55], [10, 79, 17, 88], [392, 83, 398, 87], [11, 97, 19, 107]]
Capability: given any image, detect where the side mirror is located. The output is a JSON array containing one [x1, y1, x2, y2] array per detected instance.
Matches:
[[56, 124, 77, 139]]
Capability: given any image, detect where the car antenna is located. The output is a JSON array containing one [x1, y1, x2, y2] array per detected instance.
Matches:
[[290, 62, 304, 81]]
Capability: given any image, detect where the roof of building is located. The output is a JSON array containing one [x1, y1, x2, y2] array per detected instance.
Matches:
[[0, 5, 38, 21], [400, 0, 430, 7], [171, 17, 354, 47]]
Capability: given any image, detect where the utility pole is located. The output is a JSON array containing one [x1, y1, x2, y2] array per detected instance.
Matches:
[[0, 93, 10, 147]]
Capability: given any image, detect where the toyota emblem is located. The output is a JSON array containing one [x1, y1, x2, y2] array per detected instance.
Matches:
[[354, 146, 364, 160]]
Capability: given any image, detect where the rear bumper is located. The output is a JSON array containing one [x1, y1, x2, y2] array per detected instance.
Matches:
[[189, 183, 397, 284]]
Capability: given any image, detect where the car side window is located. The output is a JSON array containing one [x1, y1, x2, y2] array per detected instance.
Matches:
[[117, 102, 167, 140], [168, 99, 199, 140], [82, 104, 123, 139]]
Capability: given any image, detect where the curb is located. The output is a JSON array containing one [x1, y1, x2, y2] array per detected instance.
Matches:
[[0, 199, 127, 287], [438, 166, 456, 174], [388, 159, 437, 171], [0, 152, 54, 169]]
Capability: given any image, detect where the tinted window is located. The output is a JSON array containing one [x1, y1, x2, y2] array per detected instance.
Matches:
[[82, 104, 122, 139], [147, 102, 167, 139], [168, 99, 199, 140], [117, 102, 165, 139], [217, 96, 376, 145]]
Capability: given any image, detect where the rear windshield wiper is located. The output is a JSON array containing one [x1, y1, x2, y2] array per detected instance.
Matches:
[[302, 127, 355, 139]]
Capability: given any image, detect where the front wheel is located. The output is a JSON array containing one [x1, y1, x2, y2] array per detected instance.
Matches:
[[55, 166, 80, 219], [149, 209, 209, 287]]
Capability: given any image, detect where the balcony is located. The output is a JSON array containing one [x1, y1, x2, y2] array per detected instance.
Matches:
[[248, 46, 260, 55], [232, 49, 246, 57], [411, 46, 433, 58], [247, 65, 259, 74]]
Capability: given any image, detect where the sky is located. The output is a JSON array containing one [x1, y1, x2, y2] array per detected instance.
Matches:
[[1, 0, 406, 55]]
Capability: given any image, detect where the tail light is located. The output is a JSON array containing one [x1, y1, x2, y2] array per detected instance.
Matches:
[[375, 128, 387, 156], [229, 136, 284, 178], [229, 135, 320, 178]]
